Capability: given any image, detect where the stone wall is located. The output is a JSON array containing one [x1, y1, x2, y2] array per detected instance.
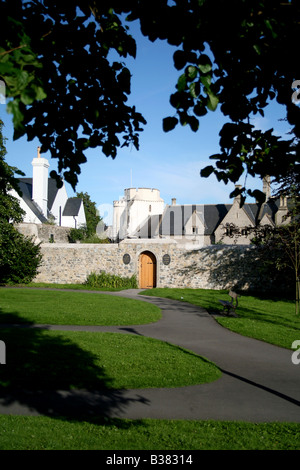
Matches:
[[34, 239, 287, 293], [16, 223, 71, 243]]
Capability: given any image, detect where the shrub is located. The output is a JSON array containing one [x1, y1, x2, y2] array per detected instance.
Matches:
[[0, 223, 42, 284], [85, 271, 138, 289], [68, 226, 88, 243], [81, 234, 110, 244], [68, 227, 110, 244]]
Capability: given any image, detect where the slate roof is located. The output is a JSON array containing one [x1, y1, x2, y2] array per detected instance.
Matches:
[[16, 177, 82, 220], [159, 204, 232, 236], [62, 197, 83, 216], [131, 199, 282, 239], [16, 178, 48, 223]]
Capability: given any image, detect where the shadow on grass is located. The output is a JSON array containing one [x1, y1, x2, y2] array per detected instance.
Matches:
[[0, 310, 149, 424]]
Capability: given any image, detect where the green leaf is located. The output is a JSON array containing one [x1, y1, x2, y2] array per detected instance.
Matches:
[[207, 90, 219, 111], [177, 73, 187, 92], [7, 99, 24, 129], [198, 55, 212, 74], [35, 86, 47, 101], [200, 75, 212, 88], [20, 88, 35, 105], [186, 65, 198, 80], [163, 116, 178, 132], [189, 82, 199, 99]]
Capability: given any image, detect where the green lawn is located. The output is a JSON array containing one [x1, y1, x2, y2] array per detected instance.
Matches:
[[0, 328, 220, 390], [0, 285, 299, 450], [0, 415, 299, 450], [140, 288, 300, 349], [0, 288, 161, 325]]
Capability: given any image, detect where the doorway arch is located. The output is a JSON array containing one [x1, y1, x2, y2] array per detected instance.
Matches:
[[139, 251, 157, 288]]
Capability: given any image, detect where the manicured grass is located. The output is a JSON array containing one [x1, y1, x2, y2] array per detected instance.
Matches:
[[0, 328, 220, 390], [0, 288, 161, 325], [13, 282, 125, 291], [141, 288, 300, 349], [0, 415, 299, 450], [1, 285, 299, 451]]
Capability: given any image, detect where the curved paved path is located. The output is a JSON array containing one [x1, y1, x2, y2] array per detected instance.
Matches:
[[0, 288, 300, 422]]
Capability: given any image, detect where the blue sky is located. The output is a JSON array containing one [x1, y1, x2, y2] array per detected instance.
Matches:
[[0, 20, 291, 225]]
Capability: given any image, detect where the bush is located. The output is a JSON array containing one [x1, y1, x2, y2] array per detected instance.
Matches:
[[68, 227, 110, 244], [0, 223, 42, 284], [85, 271, 138, 289], [68, 226, 88, 243], [81, 235, 110, 244]]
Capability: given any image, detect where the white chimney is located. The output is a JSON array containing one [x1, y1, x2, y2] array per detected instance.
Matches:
[[172, 198, 176, 206], [31, 146, 49, 217], [263, 175, 271, 201]]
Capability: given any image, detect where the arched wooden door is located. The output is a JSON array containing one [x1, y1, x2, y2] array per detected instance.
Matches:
[[139, 251, 157, 288]]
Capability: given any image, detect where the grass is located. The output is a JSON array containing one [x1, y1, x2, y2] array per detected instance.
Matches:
[[0, 415, 299, 450], [0, 328, 220, 390], [0, 285, 300, 450], [0, 288, 161, 325], [13, 282, 125, 291], [140, 288, 300, 349]]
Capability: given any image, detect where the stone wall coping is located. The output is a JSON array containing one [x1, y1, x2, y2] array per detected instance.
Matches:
[[120, 238, 178, 245], [40, 243, 119, 249]]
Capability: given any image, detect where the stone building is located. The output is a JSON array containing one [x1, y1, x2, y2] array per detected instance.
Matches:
[[112, 177, 289, 246], [112, 188, 165, 241]]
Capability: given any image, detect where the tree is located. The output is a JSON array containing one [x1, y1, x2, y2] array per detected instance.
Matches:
[[76, 191, 101, 237], [0, 119, 42, 284], [0, 0, 146, 189], [223, 187, 300, 314], [251, 190, 300, 315], [0, 0, 299, 198]]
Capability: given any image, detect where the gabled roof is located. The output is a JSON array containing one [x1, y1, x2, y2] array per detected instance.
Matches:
[[258, 199, 280, 223], [62, 197, 83, 216], [17, 177, 61, 213], [203, 204, 231, 234], [16, 177, 82, 220], [16, 178, 47, 223], [123, 197, 286, 241], [48, 178, 62, 210]]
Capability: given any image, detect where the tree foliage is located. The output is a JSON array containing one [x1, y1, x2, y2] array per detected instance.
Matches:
[[76, 191, 101, 236], [221, 189, 300, 314], [0, 0, 299, 197], [0, 0, 146, 189], [0, 119, 42, 284], [251, 192, 300, 315]]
